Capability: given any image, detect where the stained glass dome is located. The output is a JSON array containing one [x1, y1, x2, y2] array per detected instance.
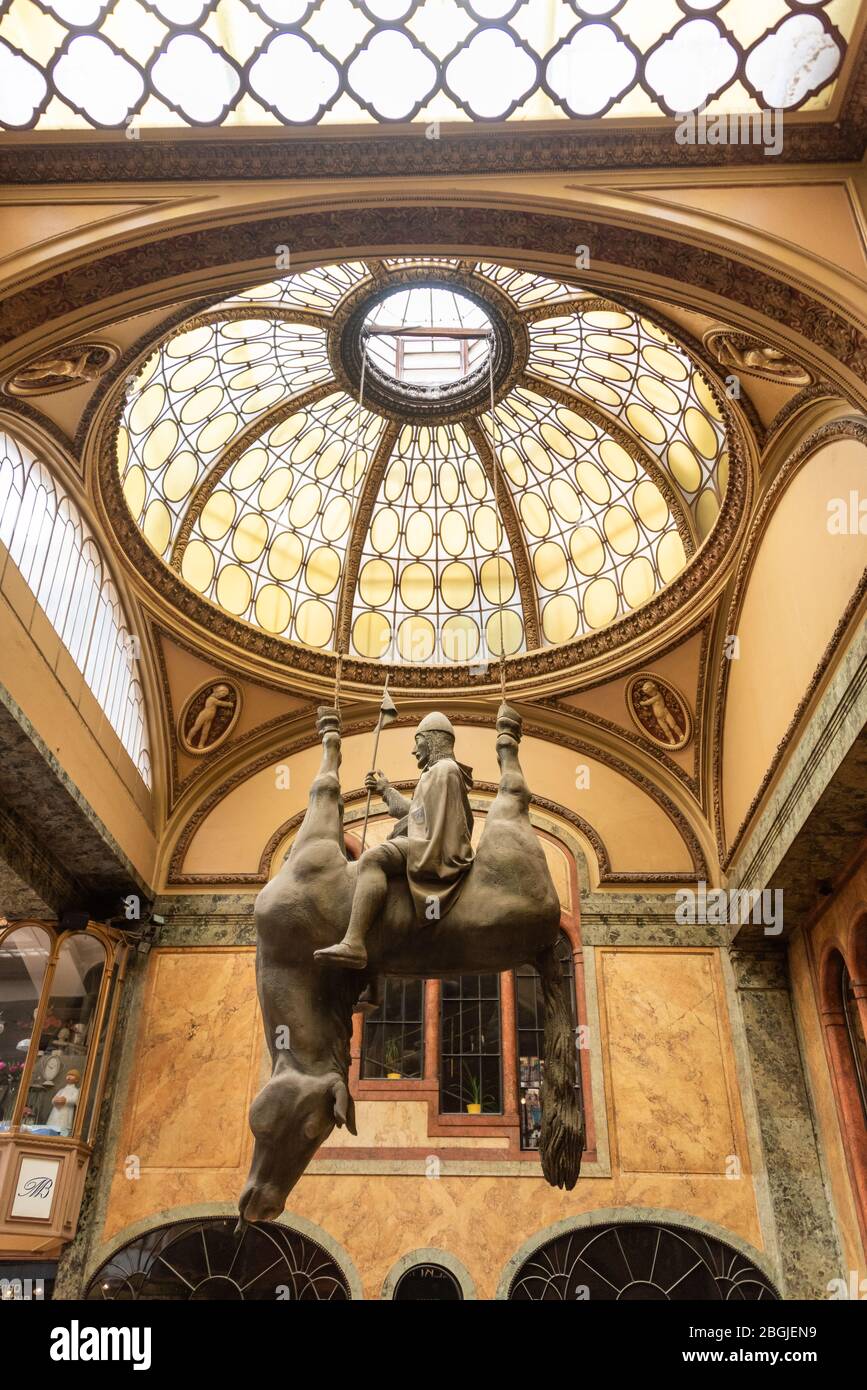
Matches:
[[116, 257, 729, 667]]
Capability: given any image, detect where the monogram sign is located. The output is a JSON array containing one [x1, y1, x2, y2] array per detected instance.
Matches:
[[11, 1157, 60, 1220]]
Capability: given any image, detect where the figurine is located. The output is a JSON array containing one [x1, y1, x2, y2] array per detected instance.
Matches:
[[46, 1069, 81, 1137]]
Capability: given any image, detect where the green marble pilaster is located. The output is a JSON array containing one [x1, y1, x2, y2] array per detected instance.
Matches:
[[730, 946, 843, 1298]]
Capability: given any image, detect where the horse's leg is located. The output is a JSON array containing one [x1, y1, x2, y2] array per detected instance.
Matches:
[[536, 942, 584, 1190], [286, 706, 346, 861], [486, 702, 531, 823]]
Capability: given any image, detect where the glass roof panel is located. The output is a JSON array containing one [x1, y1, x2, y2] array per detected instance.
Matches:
[[0, 0, 858, 130], [524, 304, 727, 538], [349, 419, 523, 666]]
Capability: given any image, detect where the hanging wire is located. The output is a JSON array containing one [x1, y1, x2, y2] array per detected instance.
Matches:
[[334, 340, 368, 713], [488, 340, 507, 703]]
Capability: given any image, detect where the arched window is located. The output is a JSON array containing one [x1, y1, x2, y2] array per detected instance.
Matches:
[[507, 1223, 779, 1300], [0, 431, 151, 785], [842, 959, 867, 1125], [516, 933, 580, 1150], [392, 1263, 463, 1301], [86, 1218, 351, 1301]]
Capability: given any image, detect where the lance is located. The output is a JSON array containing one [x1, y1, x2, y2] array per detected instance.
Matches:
[[360, 683, 398, 853]]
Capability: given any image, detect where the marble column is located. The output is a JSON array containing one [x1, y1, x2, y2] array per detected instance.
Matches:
[[730, 946, 843, 1298]]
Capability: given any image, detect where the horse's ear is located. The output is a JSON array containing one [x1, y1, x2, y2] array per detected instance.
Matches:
[[331, 1079, 357, 1135]]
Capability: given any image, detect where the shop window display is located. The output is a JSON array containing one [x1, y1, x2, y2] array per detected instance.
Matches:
[[0, 923, 124, 1141]]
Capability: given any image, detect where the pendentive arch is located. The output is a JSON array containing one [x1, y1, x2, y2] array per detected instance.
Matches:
[[158, 711, 714, 887]]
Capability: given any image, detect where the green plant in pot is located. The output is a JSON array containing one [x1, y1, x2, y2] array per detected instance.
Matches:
[[462, 1063, 494, 1114], [384, 1038, 402, 1080]]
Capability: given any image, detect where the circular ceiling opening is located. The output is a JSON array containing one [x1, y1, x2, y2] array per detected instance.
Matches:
[[362, 286, 492, 390]]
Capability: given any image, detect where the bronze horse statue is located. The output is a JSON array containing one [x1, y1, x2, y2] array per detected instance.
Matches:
[[238, 701, 583, 1224]]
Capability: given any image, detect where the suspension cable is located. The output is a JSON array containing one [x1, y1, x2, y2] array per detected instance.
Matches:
[[488, 344, 507, 704], [334, 341, 368, 714]]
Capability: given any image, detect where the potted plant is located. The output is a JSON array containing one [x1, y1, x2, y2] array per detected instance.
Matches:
[[384, 1039, 402, 1080], [462, 1064, 493, 1114]]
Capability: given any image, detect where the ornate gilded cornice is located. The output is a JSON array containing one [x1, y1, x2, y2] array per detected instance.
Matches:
[[713, 417, 867, 866], [2, 102, 865, 185]]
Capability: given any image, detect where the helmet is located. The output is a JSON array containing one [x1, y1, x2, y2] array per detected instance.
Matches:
[[415, 712, 455, 739]]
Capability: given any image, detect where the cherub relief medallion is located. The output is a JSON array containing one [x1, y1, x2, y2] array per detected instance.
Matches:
[[2, 341, 118, 396], [178, 678, 242, 755], [625, 672, 693, 752], [704, 328, 812, 386]]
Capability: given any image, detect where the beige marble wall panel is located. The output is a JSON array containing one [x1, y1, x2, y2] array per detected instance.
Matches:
[[599, 947, 746, 1176], [103, 947, 261, 1238]]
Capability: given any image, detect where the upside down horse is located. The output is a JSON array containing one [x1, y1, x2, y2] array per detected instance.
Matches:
[[238, 701, 583, 1225]]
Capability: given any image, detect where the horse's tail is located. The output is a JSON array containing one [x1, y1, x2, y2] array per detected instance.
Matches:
[[536, 942, 584, 1190]]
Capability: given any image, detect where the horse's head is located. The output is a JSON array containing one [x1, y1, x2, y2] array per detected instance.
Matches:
[[237, 1065, 356, 1225]]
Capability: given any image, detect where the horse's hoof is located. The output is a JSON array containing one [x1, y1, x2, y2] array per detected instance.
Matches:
[[314, 943, 368, 970], [496, 702, 522, 742], [316, 705, 341, 738]]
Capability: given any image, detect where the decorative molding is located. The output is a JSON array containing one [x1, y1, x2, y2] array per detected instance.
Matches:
[[625, 671, 694, 752], [3, 205, 865, 390], [713, 417, 867, 866], [176, 677, 242, 757], [0, 397, 76, 465], [328, 262, 528, 425], [703, 327, 814, 387], [1, 340, 118, 398], [3, 101, 866, 186], [762, 383, 841, 451], [165, 711, 709, 884]]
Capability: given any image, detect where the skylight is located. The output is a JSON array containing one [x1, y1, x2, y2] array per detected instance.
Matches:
[[0, 0, 857, 132]]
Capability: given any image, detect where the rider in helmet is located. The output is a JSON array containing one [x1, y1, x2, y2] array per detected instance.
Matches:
[[314, 712, 474, 970]]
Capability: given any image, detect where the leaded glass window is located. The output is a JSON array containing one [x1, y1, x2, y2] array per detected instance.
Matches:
[[439, 972, 502, 1115], [360, 978, 424, 1080], [0, 3, 854, 131]]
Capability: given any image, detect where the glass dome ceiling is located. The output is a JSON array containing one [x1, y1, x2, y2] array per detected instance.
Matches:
[[116, 257, 729, 667]]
